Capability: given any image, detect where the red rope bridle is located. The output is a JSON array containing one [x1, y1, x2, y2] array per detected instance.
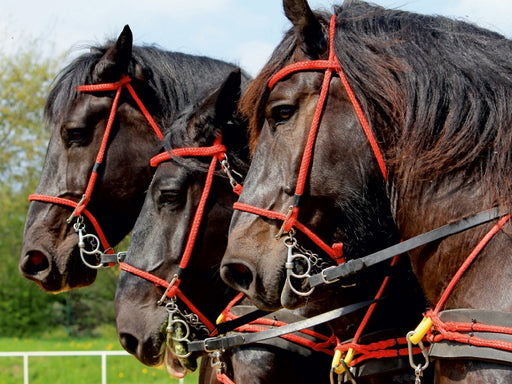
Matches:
[[29, 75, 164, 257], [232, 14, 401, 375], [233, 15, 386, 265], [119, 137, 336, 383], [119, 135, 231, 334]]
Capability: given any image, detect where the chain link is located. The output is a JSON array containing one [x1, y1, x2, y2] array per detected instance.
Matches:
[[284, 232, 336, 297]]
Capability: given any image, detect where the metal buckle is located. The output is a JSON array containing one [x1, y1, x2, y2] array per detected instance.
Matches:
[[320, 265, 340, 285]]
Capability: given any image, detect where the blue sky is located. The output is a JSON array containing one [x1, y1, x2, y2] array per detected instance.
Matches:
[[1, 0, 511, 76]]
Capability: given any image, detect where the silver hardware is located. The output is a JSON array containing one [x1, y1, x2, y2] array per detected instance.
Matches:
[[284, 234, 315, 297], [220, 155, 243, 189], [320, 265, 341, 284], [406, 331, 429, 384], [66, 194, 87, 223]]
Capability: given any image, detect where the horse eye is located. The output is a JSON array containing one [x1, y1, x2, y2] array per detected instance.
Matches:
[[271, 105, 295, 125], [158, 189, 181, 209], [62, 127, 87, 147]]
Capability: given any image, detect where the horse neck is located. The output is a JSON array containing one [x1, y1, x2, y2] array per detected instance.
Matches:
[[392, 177, 512, 311]]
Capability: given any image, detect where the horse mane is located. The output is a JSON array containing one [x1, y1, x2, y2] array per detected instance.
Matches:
[[240, 0, 512, 208], [45, 41, 238, 129]]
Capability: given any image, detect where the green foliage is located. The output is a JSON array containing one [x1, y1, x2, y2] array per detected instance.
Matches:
[[0, 32, 128, 339], [0, 34, 60, 188], [0, 33, 62, 338]]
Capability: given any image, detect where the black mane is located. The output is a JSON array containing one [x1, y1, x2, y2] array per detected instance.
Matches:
[[240, 0, 512, 208], [45, 42, 240, 129]]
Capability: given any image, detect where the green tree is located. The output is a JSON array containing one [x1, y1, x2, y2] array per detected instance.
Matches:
[[0, 33, 62, 337], [0, 35, 59, 187], [0, 33, 121, 338]]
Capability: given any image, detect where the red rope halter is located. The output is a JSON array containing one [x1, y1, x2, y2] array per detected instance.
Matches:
[[120, 136, 336, 371], [233, 15, 400, 373], [233, 15, 386, 265], [119, 135, 229, 334], [29, 75, 164, 254]]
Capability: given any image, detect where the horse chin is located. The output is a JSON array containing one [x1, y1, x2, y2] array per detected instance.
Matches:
[[280, 283, 307, 309]]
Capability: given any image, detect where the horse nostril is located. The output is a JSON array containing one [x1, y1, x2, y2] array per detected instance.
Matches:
[[221, 263, 254, 291], [21, 251, 50, 275], [119, 333, 139, 356]]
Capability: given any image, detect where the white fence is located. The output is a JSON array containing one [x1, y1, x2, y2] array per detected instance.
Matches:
[[0, 350, 157, 384]]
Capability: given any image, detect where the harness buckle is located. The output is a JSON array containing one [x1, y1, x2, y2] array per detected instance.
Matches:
[[320, 265, 341, 285]]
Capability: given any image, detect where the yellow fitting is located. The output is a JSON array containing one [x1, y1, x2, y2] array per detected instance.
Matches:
[[216, 313, 225, 325], [333, 348, 355, 375], [331, 349, 342, 368], [409, 317, 433, 345]]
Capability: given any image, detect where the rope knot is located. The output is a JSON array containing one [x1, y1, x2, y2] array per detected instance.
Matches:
[[332, 242, 344, 261]]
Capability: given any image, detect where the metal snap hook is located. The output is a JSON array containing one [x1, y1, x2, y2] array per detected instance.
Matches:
[[406, 330, 429, 383], [75, 220, 105, 269]]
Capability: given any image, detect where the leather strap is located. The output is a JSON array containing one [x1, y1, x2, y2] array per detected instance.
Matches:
[[309, 208, 504, 288], [187, 299, 376, 353], [218, 305, 332, 358]]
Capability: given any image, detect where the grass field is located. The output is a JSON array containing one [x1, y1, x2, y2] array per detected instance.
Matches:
[[0, 336, 199, 384]]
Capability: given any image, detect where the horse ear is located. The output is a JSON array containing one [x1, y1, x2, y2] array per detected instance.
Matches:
[[283, 0, 327, 58], [213, 68, 242, 126], [188, 69, 243, 144], [92, 25, 133, 83]]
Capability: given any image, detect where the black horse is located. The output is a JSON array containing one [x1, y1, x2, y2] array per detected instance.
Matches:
[[115, 70, 333, 383], [221, 0, 512, 382], [20, 25, 249, 292]]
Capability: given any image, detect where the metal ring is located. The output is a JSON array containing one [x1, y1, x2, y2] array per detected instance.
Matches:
[[287, 253, 312, 279], [168, 318, 191, 342], [286, 269, 315, 297], [80, 233, 101, 255]]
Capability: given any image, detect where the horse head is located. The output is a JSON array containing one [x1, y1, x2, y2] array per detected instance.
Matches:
[[115, 70, 249, 376], [221, 0, 397, 311], [224, 0, 512, 381], [19, 26, 159, 292], [20, 26, 245, 292]]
